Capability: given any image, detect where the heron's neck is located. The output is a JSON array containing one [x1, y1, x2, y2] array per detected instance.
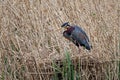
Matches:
[[67, 26, 74, 30], [66, 26, 75, 34]]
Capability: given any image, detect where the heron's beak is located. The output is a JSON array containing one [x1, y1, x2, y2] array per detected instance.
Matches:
[[63, 26, 69, 29]]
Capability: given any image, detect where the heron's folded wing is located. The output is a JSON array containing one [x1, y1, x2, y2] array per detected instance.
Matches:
[[74, 26, 90, 42]]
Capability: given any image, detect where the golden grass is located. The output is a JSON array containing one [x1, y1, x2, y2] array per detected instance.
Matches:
[[0, 0, 119, 80]]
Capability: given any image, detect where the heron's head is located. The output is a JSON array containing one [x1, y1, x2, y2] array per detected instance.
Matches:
[[61, 22, 70, 29]]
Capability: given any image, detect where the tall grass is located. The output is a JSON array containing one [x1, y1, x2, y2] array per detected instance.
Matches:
[[53, 52, 75, 80], [118, 61, 120, 80], [0, 0, 119, 80]]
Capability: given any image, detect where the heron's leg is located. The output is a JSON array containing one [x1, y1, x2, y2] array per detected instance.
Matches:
[[78, 47, 81, 54]]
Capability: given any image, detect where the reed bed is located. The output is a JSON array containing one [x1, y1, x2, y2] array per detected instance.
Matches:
[[0, 0, 119, 80]]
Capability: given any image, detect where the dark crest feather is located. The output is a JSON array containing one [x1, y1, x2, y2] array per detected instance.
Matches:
[[61, 22, 70, 27]]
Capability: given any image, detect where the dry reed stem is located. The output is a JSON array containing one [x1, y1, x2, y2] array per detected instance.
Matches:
[[0, 0, 119, 80]]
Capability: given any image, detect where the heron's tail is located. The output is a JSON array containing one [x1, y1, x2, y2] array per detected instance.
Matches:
[[85, 43, 91, 50]]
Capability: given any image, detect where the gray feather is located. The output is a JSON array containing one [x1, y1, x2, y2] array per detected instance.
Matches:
[[71, 26, 90, 50]]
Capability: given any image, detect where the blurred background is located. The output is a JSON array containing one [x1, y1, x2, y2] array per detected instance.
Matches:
[[0, 0, 119, 80]]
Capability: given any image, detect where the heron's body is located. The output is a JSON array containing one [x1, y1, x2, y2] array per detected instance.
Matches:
[[62, 23, 91, 51]]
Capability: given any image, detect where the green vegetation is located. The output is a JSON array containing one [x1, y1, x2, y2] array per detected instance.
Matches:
[[53, 52, 76, 80], [0, 0, 119, 80], [119, 61, 120, 80]]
